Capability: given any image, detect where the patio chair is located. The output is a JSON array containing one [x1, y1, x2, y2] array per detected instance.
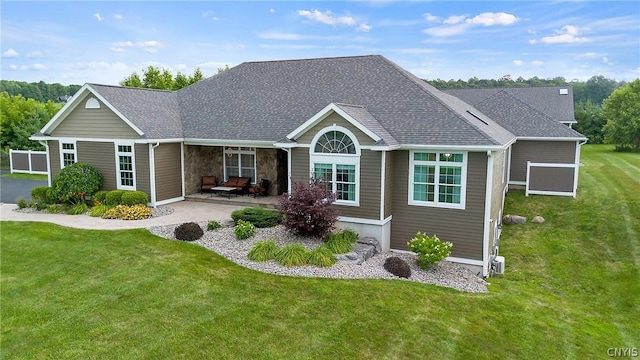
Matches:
[[200, 176, 218, 194], [248, 179, 269, 198]]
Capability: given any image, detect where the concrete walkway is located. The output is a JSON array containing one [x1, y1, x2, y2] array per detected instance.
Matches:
[[0, 201, 243, 230]]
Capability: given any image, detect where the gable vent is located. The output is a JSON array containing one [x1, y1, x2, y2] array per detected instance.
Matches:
[[559, 89, 569, 95]]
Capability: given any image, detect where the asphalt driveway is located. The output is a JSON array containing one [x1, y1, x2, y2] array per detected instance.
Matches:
[[0, 171, 47, 204]]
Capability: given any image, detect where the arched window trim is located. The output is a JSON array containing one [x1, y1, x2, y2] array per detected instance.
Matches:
[[310, 126, 361, 156], [309, 125, 361, 206]]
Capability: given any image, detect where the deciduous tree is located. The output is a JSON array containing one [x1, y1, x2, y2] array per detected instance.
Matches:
[[602, 79, 640, 150]]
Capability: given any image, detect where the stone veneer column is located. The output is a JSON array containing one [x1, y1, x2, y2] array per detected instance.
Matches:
[[184, 145, 223, 195], [255, 148, 279, 196]]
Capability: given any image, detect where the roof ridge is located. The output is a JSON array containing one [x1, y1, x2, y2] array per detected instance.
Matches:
[[242, 54, 381, 66], [89, 83, 175, 93]]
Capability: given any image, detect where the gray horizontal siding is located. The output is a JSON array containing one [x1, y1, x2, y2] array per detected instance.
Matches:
[[50, 93, 139, 139], [290, 147, 380, 220], [77, 141, 116, 190], [154, 143, 183, 201], [135, 144, 151, 196], [529, 167, 575, 192], [390, 151, 487, 260], [384, 151, 393, 219], [510, 140, 576, 182], [49, 140, 61, 180]]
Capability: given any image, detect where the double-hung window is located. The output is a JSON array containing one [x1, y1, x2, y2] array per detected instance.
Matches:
[[409, 151, 467, 209], [310, 128, 360, 206], [60, 141, 77, 168], [115, 143, 135, 190], [224, 147, 256, 182]]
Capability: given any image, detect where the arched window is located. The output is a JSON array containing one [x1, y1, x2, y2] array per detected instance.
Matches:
[[310, 127, 360, 205], [314, 130, 356, 154]]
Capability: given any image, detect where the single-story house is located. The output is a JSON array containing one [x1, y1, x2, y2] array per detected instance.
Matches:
[[32, 55, 586, 277]]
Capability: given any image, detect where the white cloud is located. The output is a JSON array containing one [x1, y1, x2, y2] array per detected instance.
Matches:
[[444, 15, 466, 25], [466, 12, 518, 26], [423, 13, 439, 23], [357, 23, 372, 32], [21, 64, 47, 71], [529, 39, 537, 45], [175, 64, 189, 72], [114, 14, 123, 20], [423, 23, 469, 37], [513, 60, 523, 66], [27, 51, 43, 58], [71, 61, 128, 72], [424, 12, 518, 38], [93, 13, 103, 22], [297, 9, 356, 26], [112, 41, 134, 47], [602, 57, 614, 65], [540, 25, 590, 44], [2, 48, 19, 58], [110, 47, 125, 53], [269, 8, 275, 13], [576, 52, 600, 59], [139, 41, 164, 53], [532, 60, 544, 66], [8, 64, 17, 70]]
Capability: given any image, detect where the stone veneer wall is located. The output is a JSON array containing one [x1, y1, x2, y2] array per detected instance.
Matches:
[[184, 146, 283, 196], [184, 145, 223, 195], [256, 148, 279, 196]]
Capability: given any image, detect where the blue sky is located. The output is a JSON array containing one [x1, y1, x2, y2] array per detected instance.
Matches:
[[1, 1, 638, 86]]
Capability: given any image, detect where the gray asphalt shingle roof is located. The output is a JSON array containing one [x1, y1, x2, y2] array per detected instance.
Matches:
[[89, 84, 183, 139], [90, 55, 598, 146], [472, 91, 585, 139], [443, 86, 576, 124]]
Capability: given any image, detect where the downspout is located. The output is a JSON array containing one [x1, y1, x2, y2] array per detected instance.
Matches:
[[573, 139, 588, 198], [149, 142, 160, 207], [39, 140, 52, 186], [482, 150, 494, 278]]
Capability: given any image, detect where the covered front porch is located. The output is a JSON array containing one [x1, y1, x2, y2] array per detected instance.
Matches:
[[185, 191, 280, 208], [183, 144, 289, 199]]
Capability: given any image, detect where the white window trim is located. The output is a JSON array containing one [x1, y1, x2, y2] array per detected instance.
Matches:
[[310, 126, 361, 206], [59, 140, 77, 169], [223, 146, 257, 183], [114, 142, 136, 190], [408, 150, 467, 210]]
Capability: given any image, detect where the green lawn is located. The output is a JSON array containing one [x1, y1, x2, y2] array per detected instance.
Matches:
[[1, 172, 48, 181], [1, 145, 638, 359]]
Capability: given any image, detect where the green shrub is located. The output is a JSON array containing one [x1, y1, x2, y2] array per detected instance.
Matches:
[[90, 205, 109, 217], [234, 220, 256, 240], [31, 186, 51, 205], [67, 203, 89, 215], [174, 222, 204, 241], [51, 163, 102, 204], [207, 220, 222, 231], [17, 198, 28, 209], [105, 190, 126, 206], [407, 232, 453, 270], [383, 256, 411, 278], [121, 191, 149, 206], [32, 200, 48, 211], [231, 207, 283, 228], [247, 240, 280, 262], [306, 246, 337, 267], [323, 230, 358, 254], [46, 204, 68, 214], [92, 190, 109, 205], [102, 205, 152, 220], [275, 244, 309, 267]]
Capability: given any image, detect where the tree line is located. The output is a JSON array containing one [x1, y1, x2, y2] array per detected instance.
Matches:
[[0, 80, 81, 103]]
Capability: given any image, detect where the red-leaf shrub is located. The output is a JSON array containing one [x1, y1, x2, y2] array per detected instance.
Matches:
[[279, 179, 339, 237]]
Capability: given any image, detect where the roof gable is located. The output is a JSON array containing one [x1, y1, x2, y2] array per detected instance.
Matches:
[[40, 84, 144, 137]]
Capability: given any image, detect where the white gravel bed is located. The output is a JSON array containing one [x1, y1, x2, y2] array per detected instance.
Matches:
[[148, 222, 489, 293]]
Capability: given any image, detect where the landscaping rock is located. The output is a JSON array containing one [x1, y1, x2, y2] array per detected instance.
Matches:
[[531, 216, 545, 224], [336, 237, 381, 265], [503, 214, 527, 225]]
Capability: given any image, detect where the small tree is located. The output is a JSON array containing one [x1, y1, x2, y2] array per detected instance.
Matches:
[[602, 78, 640, 150], [51, 163, 102, 204], [279, 179, 339, 237]]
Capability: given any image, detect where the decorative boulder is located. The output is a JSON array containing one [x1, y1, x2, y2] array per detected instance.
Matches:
[[383, 256, 411, 278], [503, 214, 527, 225], [531, 216, 545, 224]]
